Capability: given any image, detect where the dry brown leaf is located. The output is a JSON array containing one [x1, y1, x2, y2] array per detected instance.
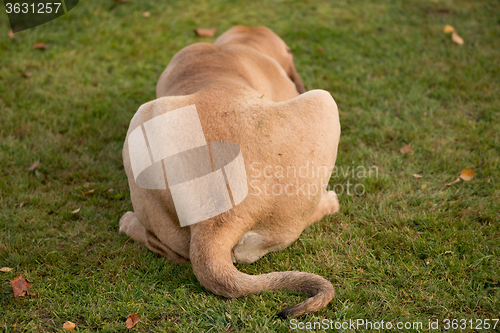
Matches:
[[142, 11, 150, 17], [83, 189, 95, 195], [444, 177, 461, 187], [33, 42, 48, 49], [399, 144, 414, 154], [63, 321, 76, 331], [71, 208, 81, 214], [0, 267, 13, 273], [8, 31, 15, 39], [28, 160, 40, 171], [24, 72, 33, 78], [451, 31, 464, 45], [195, 28, 217, 37], [412, 174, 423, 178], [460, 168, 474, 181], [444, 25, 455, 33], [126, 313, 141, 329], [11, 275, 36, 298]]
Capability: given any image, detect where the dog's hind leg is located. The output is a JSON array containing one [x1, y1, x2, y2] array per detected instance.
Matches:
[[119, 211, 147, 245], [232, 191, 340, 264], [307, 191, 340, 226], [119, 211, 189, 263]]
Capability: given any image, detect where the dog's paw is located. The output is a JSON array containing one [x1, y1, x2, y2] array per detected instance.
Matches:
[[119, 211, 147, 244], [119, 211, 138, 234], [232, 232, 267, 264], [322, 191, 340, 215]]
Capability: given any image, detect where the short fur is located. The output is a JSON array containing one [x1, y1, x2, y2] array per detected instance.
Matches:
[[120, 26, 341, 318]]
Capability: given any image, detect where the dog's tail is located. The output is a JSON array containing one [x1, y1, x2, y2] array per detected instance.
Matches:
[[189, 219, 335, 318]]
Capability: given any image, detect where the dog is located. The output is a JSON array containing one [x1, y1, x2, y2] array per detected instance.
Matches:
[[119, 26, 341, 318]]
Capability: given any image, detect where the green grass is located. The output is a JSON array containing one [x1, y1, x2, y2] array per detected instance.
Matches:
[[1, 0, 499, 332]]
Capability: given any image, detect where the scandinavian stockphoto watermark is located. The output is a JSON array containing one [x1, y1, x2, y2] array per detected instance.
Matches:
[[290, 318, 499, 331], [249, 161, 378, 198], [126, 104, 248, 227], [126, 104, 375, 226]]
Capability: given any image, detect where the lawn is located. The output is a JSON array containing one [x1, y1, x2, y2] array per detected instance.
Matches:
[[0, 0, 499, 332]]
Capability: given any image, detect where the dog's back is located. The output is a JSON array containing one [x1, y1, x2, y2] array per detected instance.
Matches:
[[121, 26, 340, 318]]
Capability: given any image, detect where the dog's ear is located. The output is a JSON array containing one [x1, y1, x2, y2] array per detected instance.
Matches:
[[283, 46, 305, 94], [289, 68, 306, 94], [287, 57, 306, 94]]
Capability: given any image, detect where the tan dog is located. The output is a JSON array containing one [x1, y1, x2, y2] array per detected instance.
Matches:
[[119, 26, 341, 318]]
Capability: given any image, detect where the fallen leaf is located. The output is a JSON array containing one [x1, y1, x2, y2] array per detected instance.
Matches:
[[0, 267, 13, 273], [10, 275, 36, 298], [451, 31, 464, 45], [444, 25, 455, 33], [399, 144, 414, 154], [33, 42, 48, 49], [63, 321, 76, 331], [412, 174, 423, 178], [126, 313, 141, 329], [8, 31, 15, 39], [83, 189, 95, 195], [444, 25, 464, 45], [23, 72, 33, 78], [142, 11, 150, 17], [195, 28, 217, 37], [460, 168, 474, 181], [71, 208, 80, 214], [444, 177, 461, 187], [28, 160, 40, 171], [421, 184, 427, 190]]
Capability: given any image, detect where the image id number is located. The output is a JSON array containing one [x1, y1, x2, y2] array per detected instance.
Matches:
[[5, 3, 62, 14], [443, 318, 499, 330]]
